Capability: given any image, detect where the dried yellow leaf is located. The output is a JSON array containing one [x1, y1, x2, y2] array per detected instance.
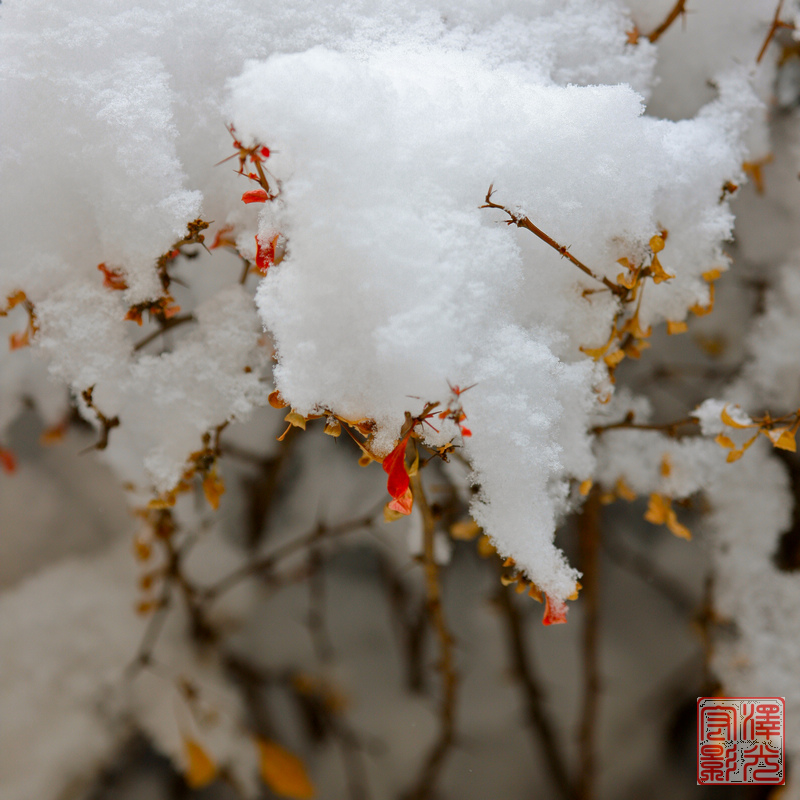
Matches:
[[604, 349, 625, 369], [268, 389, 288, 409], [649, 234, 666, 253], [666, 515, 692, 541], [615, 477, 636, 501], [660, 454, 671, 477], [644, 494, 669, 525], [284, 410, 307, 430], [649, 254, 675, 284], [666, 320, 687, 335], [184, 737, 217, 789], [714, 433, 736, 449], [450, 519, 481, 540], [476, 534, 496, 558], [323, 417, 341, 437], [202, 471, 225, 510], [579, 479, 593, 496], [765, 427, 797, 452], [720, 405, 753, 429], [702, 268, 723, 283], [257, 739, 315, 799]]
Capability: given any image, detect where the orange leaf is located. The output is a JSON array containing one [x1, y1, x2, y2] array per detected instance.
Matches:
[[268, 389, 288, 409], [184, 738, 217, 789], [97, 263, 128, 291], [714, 433, 736, 449], [257, 739, 315, 799]]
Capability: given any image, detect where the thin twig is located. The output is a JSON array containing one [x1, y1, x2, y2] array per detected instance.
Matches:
[[494, 580, 574, 799], [481, 187, 626, 297], [647, 0, 689, 43], [591, 412, 698, 438], [202, 501, 384, 602], [576, 490, 601, 800], [133, 312, 195, 351], [403, 472, 458, 800]]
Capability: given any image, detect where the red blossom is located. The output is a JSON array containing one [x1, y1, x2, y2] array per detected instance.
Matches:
[[242, 189, 269, 204], [255, 234, 278, 274], [382, 435, 412, 514], [542, 595, 568, 625], [97, 263, 128, 291], [0, 447, 16, 474]]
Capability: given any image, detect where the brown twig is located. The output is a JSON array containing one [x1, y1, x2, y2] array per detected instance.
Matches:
[[481, 187, 626, 297], [576, 490, 601, 800], [132, 312, 196, 352], [403, 472, 458, 800], [494, 580, 574, 799], [646, 0, 689, 43], [377, 552, 428, 694]]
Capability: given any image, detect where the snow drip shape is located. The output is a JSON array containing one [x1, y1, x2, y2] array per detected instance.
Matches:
[[228, 45, 755, 605]]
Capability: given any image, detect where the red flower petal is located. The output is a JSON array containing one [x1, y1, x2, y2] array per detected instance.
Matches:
[[0, 447, 16, 474], [460, 426, 472, 437], [259, 146, 270, 158], [387, 487, 413, 515], [382, 436, 410, 500], [242, 189, 269, 204], [255, 234, 278, 274], [542, 595, 568, 625]]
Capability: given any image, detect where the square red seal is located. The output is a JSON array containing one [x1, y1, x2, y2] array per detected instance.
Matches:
[[697, 697, 785, 785]]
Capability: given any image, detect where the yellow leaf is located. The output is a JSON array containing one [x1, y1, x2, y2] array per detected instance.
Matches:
[[184, 738, 217, 789], [764, 427, 797, 452], [616, 271, 637, 289], [649, 234, 665, 253], [285, 410, 307, 430], [714, 433, 736, 449], [323, 417, 341, 437], [645, 494, 669, 525], [726, 433, 759, 462], [702, 267, 723, 283], [450, 519, 481, 540], [257, 739, 315, 799], [604, 349, 625, 369], [476, 534, 496, 558], [649, 254, 674, 284], [202, 471, 225, 510], [666, 514, 692, 541], [720, 405, 754, 429], [666, 320, 687, 335], [615, 477, 636, 501], [579, 479, 593, 496], [268, 389, 288, 409]]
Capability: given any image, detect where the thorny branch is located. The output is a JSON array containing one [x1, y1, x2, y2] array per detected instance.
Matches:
[[757, 0, 795, 64], [133, 312, 196, 352], [646, 0, 689, 44], [481, 186, 627, 297], [79, 385, 120, 453], [403, 471, 459, 800]]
